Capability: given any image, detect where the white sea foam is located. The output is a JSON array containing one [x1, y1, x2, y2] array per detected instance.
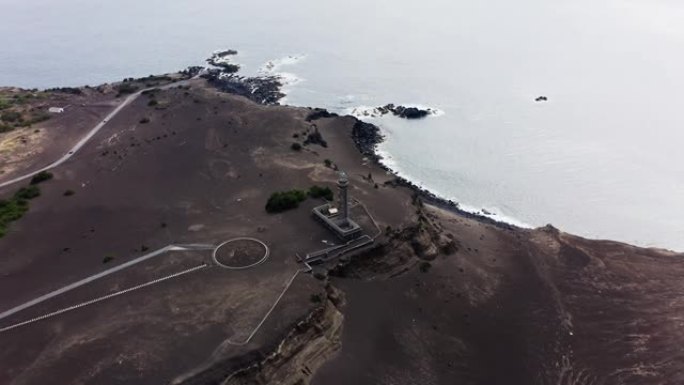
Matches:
[[375, 126, 532, 229], [258, 55, 306, 104], [259, 55, 306, 76], [345, 104, 444, 119], [276, 72, 303, 86], [346, 105, 383, 119]]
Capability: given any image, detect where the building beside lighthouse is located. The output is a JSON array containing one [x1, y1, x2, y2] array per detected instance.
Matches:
[[312, 171, 362, 240]]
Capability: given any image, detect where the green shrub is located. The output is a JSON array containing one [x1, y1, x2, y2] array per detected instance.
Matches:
[[324, 159, 332, 168], [116, 83, 138, 96], [419, 261, 432, 273], [308, 185, 333, 201], [291, 142, 302, 151], [23, 112, 50, 126], [0, 198, 28, 222], [147, 99, 158, 107], [265, 189, 307, 213], [30, 171, 53, 185], [0, 184, 41, 237], [102, 255, 115, 264], [1, 111, 21, 123], [14, 185, 40, 200]]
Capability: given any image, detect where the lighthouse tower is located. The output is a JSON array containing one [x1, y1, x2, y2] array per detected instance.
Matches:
[[337, 171, 350, 225], [311, 169, 362, 241]]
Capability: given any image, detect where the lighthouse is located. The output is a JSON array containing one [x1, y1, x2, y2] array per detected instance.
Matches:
[[311, 170, 362, 241], [338, 171, 350, 225]]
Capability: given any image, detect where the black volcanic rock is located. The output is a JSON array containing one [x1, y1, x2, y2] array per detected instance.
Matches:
[[375, 104, 433, 119], [202, 69, 284, 105], [351, 119, 383, 158], [306, 108, 339, 122], [391, 105, 430, 119]]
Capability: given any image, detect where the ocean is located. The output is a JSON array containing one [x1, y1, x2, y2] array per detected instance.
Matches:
[[2, 0, 684, 250]]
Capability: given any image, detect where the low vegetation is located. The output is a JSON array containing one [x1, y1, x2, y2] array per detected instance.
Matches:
[[0, 185, 41, 238], [115, 83, 139, 97], [308, 185, 334, 201], [265, 189, 307, 213], [0, 90, 51, 133], [1, 111, 21, 123], [303, 129, 327, 147], [15, 185, 41, 200], [30, 171, 53, 185], [265, 185, 335, 213], [44, 87, 82, 95], [291, 142, 302, 151]]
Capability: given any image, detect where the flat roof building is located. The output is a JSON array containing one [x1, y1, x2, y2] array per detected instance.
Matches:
[[312, 171, 362, 241]]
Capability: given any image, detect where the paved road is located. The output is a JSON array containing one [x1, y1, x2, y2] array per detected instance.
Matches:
[[0, 263, 208, 333], [0, 243, 214, 322], [0, 78, 194, 190]]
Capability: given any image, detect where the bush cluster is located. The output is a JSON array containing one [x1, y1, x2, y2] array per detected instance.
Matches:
[[308, 185, 334, 201], [1, 111, 21, 123], [15, 185, 41, 200], [303, 130, 327, 147], [265, 185, 336, 214], [30, 171, 53, 185], [115, 83, 139, 96], [265, 190, 307, 213], [0, 185, 41, 238]]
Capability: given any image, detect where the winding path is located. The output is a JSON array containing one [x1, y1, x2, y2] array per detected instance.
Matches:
[[0, 78, 194, 190]]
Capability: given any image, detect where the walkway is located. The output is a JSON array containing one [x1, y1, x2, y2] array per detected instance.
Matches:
[[0, 78, 195, 190]]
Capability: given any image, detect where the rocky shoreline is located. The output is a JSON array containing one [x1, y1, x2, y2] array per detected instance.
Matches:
[[307, 108, 519, 231], [195, 51, 517, 231]]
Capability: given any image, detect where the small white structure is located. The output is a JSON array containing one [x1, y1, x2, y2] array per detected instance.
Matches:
[[48, 107, 64, 114]]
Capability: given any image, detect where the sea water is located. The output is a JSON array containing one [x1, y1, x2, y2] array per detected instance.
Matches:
[[2, 0, 684, 250]]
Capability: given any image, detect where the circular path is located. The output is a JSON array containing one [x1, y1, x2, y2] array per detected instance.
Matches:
[[212, 237, 270, 269]]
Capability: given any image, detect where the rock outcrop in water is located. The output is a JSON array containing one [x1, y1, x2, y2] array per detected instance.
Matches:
[[202, 69, 285, 105], [207, 50, 240, 73], [350, 104, 438, 119], [378, 104, 433, 119], [351, 119, 383, 159], [306, 108, 339, 122]]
